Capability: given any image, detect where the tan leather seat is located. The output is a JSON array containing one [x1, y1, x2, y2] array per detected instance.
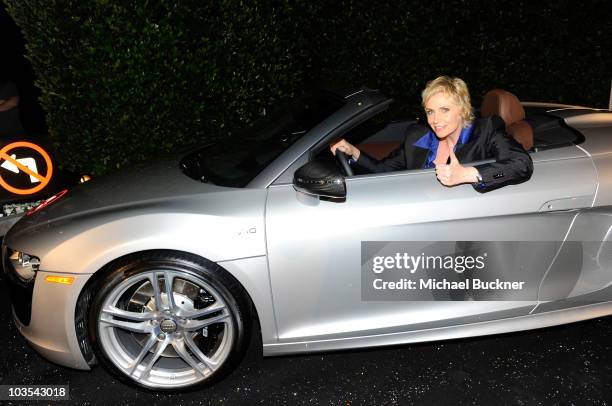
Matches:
[[481, 89, 534, 150]]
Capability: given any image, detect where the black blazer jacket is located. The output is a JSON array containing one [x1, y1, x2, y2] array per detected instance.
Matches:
[[355, 116, 534, 193]]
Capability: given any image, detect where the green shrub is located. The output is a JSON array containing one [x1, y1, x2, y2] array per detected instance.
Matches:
[[5, 1, 610, 175], [311, 0, 611, 113], [5, 0, 314, 175]]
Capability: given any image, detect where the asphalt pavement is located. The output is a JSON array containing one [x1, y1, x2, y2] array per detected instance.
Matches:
[[1, 275, 612, 405]]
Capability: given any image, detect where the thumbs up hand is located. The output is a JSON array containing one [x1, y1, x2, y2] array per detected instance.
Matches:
[[435, 139, 479, 186]]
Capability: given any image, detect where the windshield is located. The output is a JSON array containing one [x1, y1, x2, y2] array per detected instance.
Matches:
[[180, 91, 346, 187]]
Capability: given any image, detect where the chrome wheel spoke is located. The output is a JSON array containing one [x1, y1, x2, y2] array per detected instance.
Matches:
[[148, 273, 164, 312], [102, 305, 155, 321], [100, 316, 152, 334], [127, 335, 158, 376], [177, 303, 225, 319], [183, 312, 230, 332], [140, 339, 169, 379], [173, 339, 207, 376], [164, 271, 176, 310], [184, 333, 217, 371]]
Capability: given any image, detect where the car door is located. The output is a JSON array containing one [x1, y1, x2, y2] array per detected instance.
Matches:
[[265, 147, 598, 346], [264, 143, 597, 345]]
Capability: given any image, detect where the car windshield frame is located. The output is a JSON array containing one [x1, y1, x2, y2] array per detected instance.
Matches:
[[180, 91, 346, 187]]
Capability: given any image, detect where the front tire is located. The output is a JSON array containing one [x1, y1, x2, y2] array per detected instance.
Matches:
[[88, 252, 251, 391]]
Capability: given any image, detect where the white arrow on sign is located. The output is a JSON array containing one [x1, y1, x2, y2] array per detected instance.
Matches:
[[1, 154, 40, 183]]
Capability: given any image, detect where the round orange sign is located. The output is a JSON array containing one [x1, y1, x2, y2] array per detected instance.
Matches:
[[0, 141, 53, 195]]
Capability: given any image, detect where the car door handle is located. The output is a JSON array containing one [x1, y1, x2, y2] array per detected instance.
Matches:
[[538, 195, 593, 212]]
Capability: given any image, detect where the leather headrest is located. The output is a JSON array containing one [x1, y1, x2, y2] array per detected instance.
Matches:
[[507, 121, 534, 150], [481, 89, 525, 125], [481, 89, 533, 150]]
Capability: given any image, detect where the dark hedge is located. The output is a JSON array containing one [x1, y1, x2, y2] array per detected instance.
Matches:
[[311, 0, 612, 113], [5, 0, 317, 174], [5, 0, 611, 175]]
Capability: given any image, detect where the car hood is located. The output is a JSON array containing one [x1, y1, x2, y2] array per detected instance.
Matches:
[[15, 158, 229, 225], [4, 157, 269, 268]]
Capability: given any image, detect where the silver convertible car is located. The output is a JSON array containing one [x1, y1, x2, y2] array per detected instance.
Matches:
[[3, 88, 612, 390]]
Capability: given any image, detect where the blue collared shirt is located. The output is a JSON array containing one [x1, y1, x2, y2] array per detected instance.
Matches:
[[414, 124, 475, 169]]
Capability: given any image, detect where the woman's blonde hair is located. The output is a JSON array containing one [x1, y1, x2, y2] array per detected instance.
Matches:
[[421, 76, 474, 126]]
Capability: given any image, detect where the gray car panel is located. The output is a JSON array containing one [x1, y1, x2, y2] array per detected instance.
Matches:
[[592, 153, 612, 206], [264, 147, 596, 344], [7, 183, 268, 270], [263, 301, 612, 356], [14, 272, 92, 370], [536, 208, 612, 308], [217, 255, 279, 344]]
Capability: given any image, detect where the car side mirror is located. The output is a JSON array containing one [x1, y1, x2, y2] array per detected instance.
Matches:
[[293, 159, 346, 199]]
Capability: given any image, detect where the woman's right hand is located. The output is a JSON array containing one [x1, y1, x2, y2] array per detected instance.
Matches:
[[330, 139, 360, 160]]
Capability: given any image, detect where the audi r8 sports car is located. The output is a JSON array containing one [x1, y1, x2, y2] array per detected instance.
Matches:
[[2, 87, 612, 390]]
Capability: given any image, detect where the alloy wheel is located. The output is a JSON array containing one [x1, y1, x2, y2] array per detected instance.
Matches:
[[96, 269, 235, 389]]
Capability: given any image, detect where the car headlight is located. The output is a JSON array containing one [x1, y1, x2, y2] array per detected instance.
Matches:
[[8, 250, 40, 283]]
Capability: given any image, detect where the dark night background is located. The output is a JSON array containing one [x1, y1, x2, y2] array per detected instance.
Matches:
[[2, 1, 612, 404], [0, 5, 45, 134], [1, 0, 611, 175]]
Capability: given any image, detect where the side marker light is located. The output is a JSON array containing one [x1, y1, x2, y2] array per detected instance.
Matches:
[[45, 275, 75, 285]]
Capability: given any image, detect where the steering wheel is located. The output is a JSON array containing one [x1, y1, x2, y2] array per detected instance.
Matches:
[[336, 150, 354, 177]]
